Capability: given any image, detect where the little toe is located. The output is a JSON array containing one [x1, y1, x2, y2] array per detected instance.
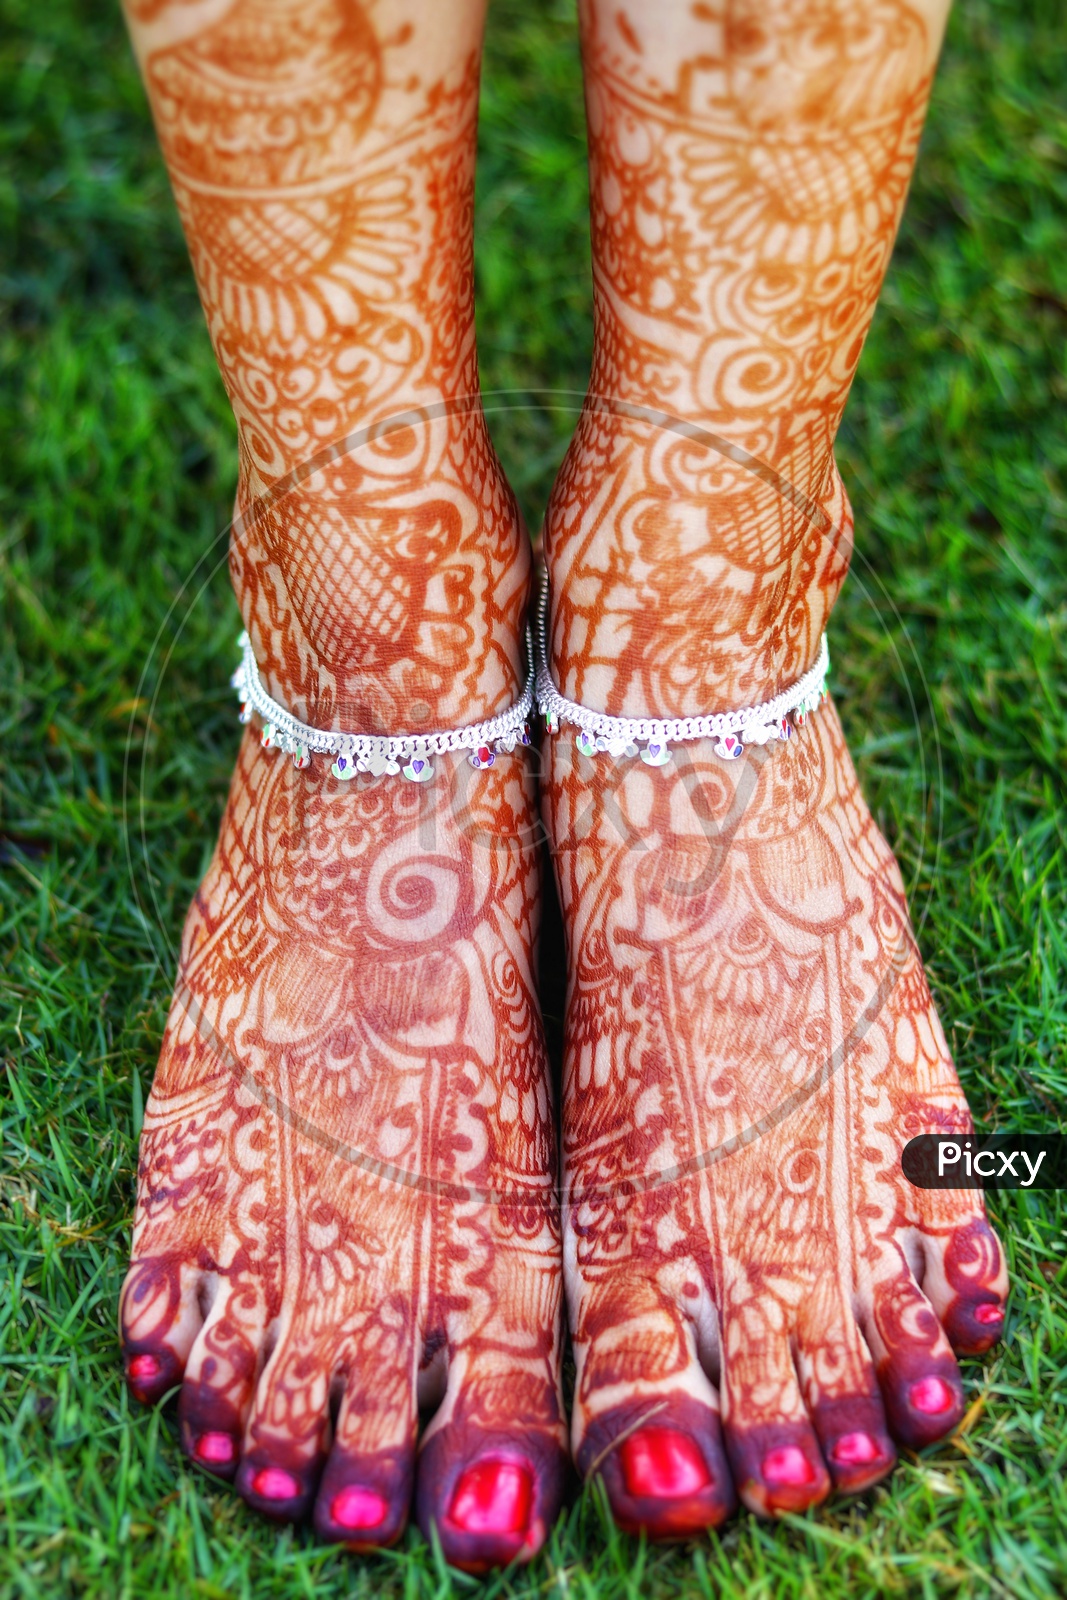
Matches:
[[919, 1216, 1009, 1356], [864, 1269, 966, 1449], [120, 1257, 203, 1405], [577, 1394, 735, 1537], [179, 1276, 267, 1480]]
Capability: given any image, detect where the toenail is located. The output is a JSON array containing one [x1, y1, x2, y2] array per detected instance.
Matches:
[[194, 1431, 236, 1466], [251, 1466, 300, 1500], [910, 1376, 954, 1415], [127, 1354, 160, 1383], [830, 1431, 880, 1467], [761, 1445, 817, 1486], [447, 1458, 533, 1536], [330, 1484, 388, 1531], [974, 1303, 1003, 1325], [619, 1427, 711, 1498]]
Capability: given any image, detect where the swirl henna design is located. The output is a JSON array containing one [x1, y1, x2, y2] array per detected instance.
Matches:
[[544, 0, 1008, 1537], [118, 0, 564, 1570], [127, 0, 532, 733], [122, 736, 567, 1563]]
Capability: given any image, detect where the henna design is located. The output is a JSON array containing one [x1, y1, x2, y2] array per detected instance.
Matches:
[[119, 0, 565, 1568], [545, 0, 1007, 1534], [130, 0, 531, 731], [546, 0, 942, 717]]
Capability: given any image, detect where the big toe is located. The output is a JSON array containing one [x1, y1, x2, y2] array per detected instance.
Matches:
[[578, 1395, 735, 1538], [417, 1410, 567, 1571]]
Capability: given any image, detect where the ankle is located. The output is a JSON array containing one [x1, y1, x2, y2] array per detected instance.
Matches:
[[543, 406, 852, 718], [233, 408, 532, 734]]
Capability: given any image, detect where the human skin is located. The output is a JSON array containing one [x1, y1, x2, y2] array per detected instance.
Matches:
[[117, 0, 565, 1569], [542, 0, 1009, 1533]]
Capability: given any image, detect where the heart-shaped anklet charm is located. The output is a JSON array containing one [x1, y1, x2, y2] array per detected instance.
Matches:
[[403, 753, 434, 782]]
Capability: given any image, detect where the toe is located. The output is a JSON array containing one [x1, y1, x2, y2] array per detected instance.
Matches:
[[793, 1299, 896, 1495], [577, 1395, 735, 1537], [719, 1307, 830, 1516], [313, 1309, 418, 1549], [416, 1350, 566, 1573], [120, 1257, 203, 1405], [863, 1269, 966, 1449], [178, 1275, 267, 1481], [235, 1319, 332, 1522], [418, 1425, 566, 1573], [919, 1215, 1008, 1356], [570, 1276, 736, 1536]]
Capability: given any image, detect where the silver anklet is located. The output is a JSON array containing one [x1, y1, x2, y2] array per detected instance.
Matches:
[[535, 584, 829, 766], [231, 631, 533, 782]]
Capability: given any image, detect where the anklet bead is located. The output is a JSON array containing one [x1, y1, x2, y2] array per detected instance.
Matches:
[[535, 582, 830, 769], [231, 633, 535, 782]]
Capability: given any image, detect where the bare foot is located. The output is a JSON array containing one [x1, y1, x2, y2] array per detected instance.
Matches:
[[118, 0, 566, 1567], [544, 694, 1007, 1534], [122, 729, 566, 1568], [541, 0, 1005, 1537]]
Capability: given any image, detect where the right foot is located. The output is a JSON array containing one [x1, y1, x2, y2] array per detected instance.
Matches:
[[119, 0, 566, 1567], [122, 642, 566, 1571]]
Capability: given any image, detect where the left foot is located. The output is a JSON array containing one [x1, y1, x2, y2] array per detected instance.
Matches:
[[543, 536, 1008, 1535]]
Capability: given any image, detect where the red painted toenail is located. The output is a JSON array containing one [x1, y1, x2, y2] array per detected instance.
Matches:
[[619, 1428, 711, 1498], [128, 1354, 160, 1383], [762, 1445, 817, 1486], [331, 1485, 388, 1531], [910, 1377, 954, 1415], [974, 1303, 1003, 1325], [448, 1458, 532, 1536], [251, 1467, 300, 1500], [831, 1431, 880, 1467], [194, 1432, 235, 1466]]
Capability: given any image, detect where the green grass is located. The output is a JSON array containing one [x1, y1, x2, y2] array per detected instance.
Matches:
[[2, 0, 1066, 1595]]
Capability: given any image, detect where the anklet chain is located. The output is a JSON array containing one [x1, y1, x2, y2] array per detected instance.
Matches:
[[535, 583, 830, 765], [232, 631, 534, 782]]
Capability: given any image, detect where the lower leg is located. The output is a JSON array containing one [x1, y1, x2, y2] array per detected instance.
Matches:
[[123, 0, 530, 728], [545, 0, 1006, 1535], [119, 0, 563, 1568]]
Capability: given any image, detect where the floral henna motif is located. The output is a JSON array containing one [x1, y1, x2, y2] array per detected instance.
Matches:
[[122, 736, 566, 1559], [127, 0, 530, 731], [544, 0, 1007, 1536], [545, 0, 946, 717], [118, 0, 564, 1569]]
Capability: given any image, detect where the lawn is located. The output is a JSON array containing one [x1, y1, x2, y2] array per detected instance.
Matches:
[[1, 0, 1066, 1596]]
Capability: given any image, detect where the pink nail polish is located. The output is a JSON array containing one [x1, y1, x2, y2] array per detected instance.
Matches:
[[194, 1431, 236, 1466], [761, 1444, 817, 1486], [251, 1466, 300, 1500], [331, 1484, 388, 1530], [620, 1428, 711, 1498], [910, 1376, 954, 1415], [831, 1431, 880, 1466], [127, 1354, 160, 1383], [974, 1303, 1003, 1325], [448, 1458, 532, 1536]]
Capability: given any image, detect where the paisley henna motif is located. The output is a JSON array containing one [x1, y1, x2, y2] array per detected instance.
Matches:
[[119, 0, 565, 1568], [545, 0, 1007, 1535]]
